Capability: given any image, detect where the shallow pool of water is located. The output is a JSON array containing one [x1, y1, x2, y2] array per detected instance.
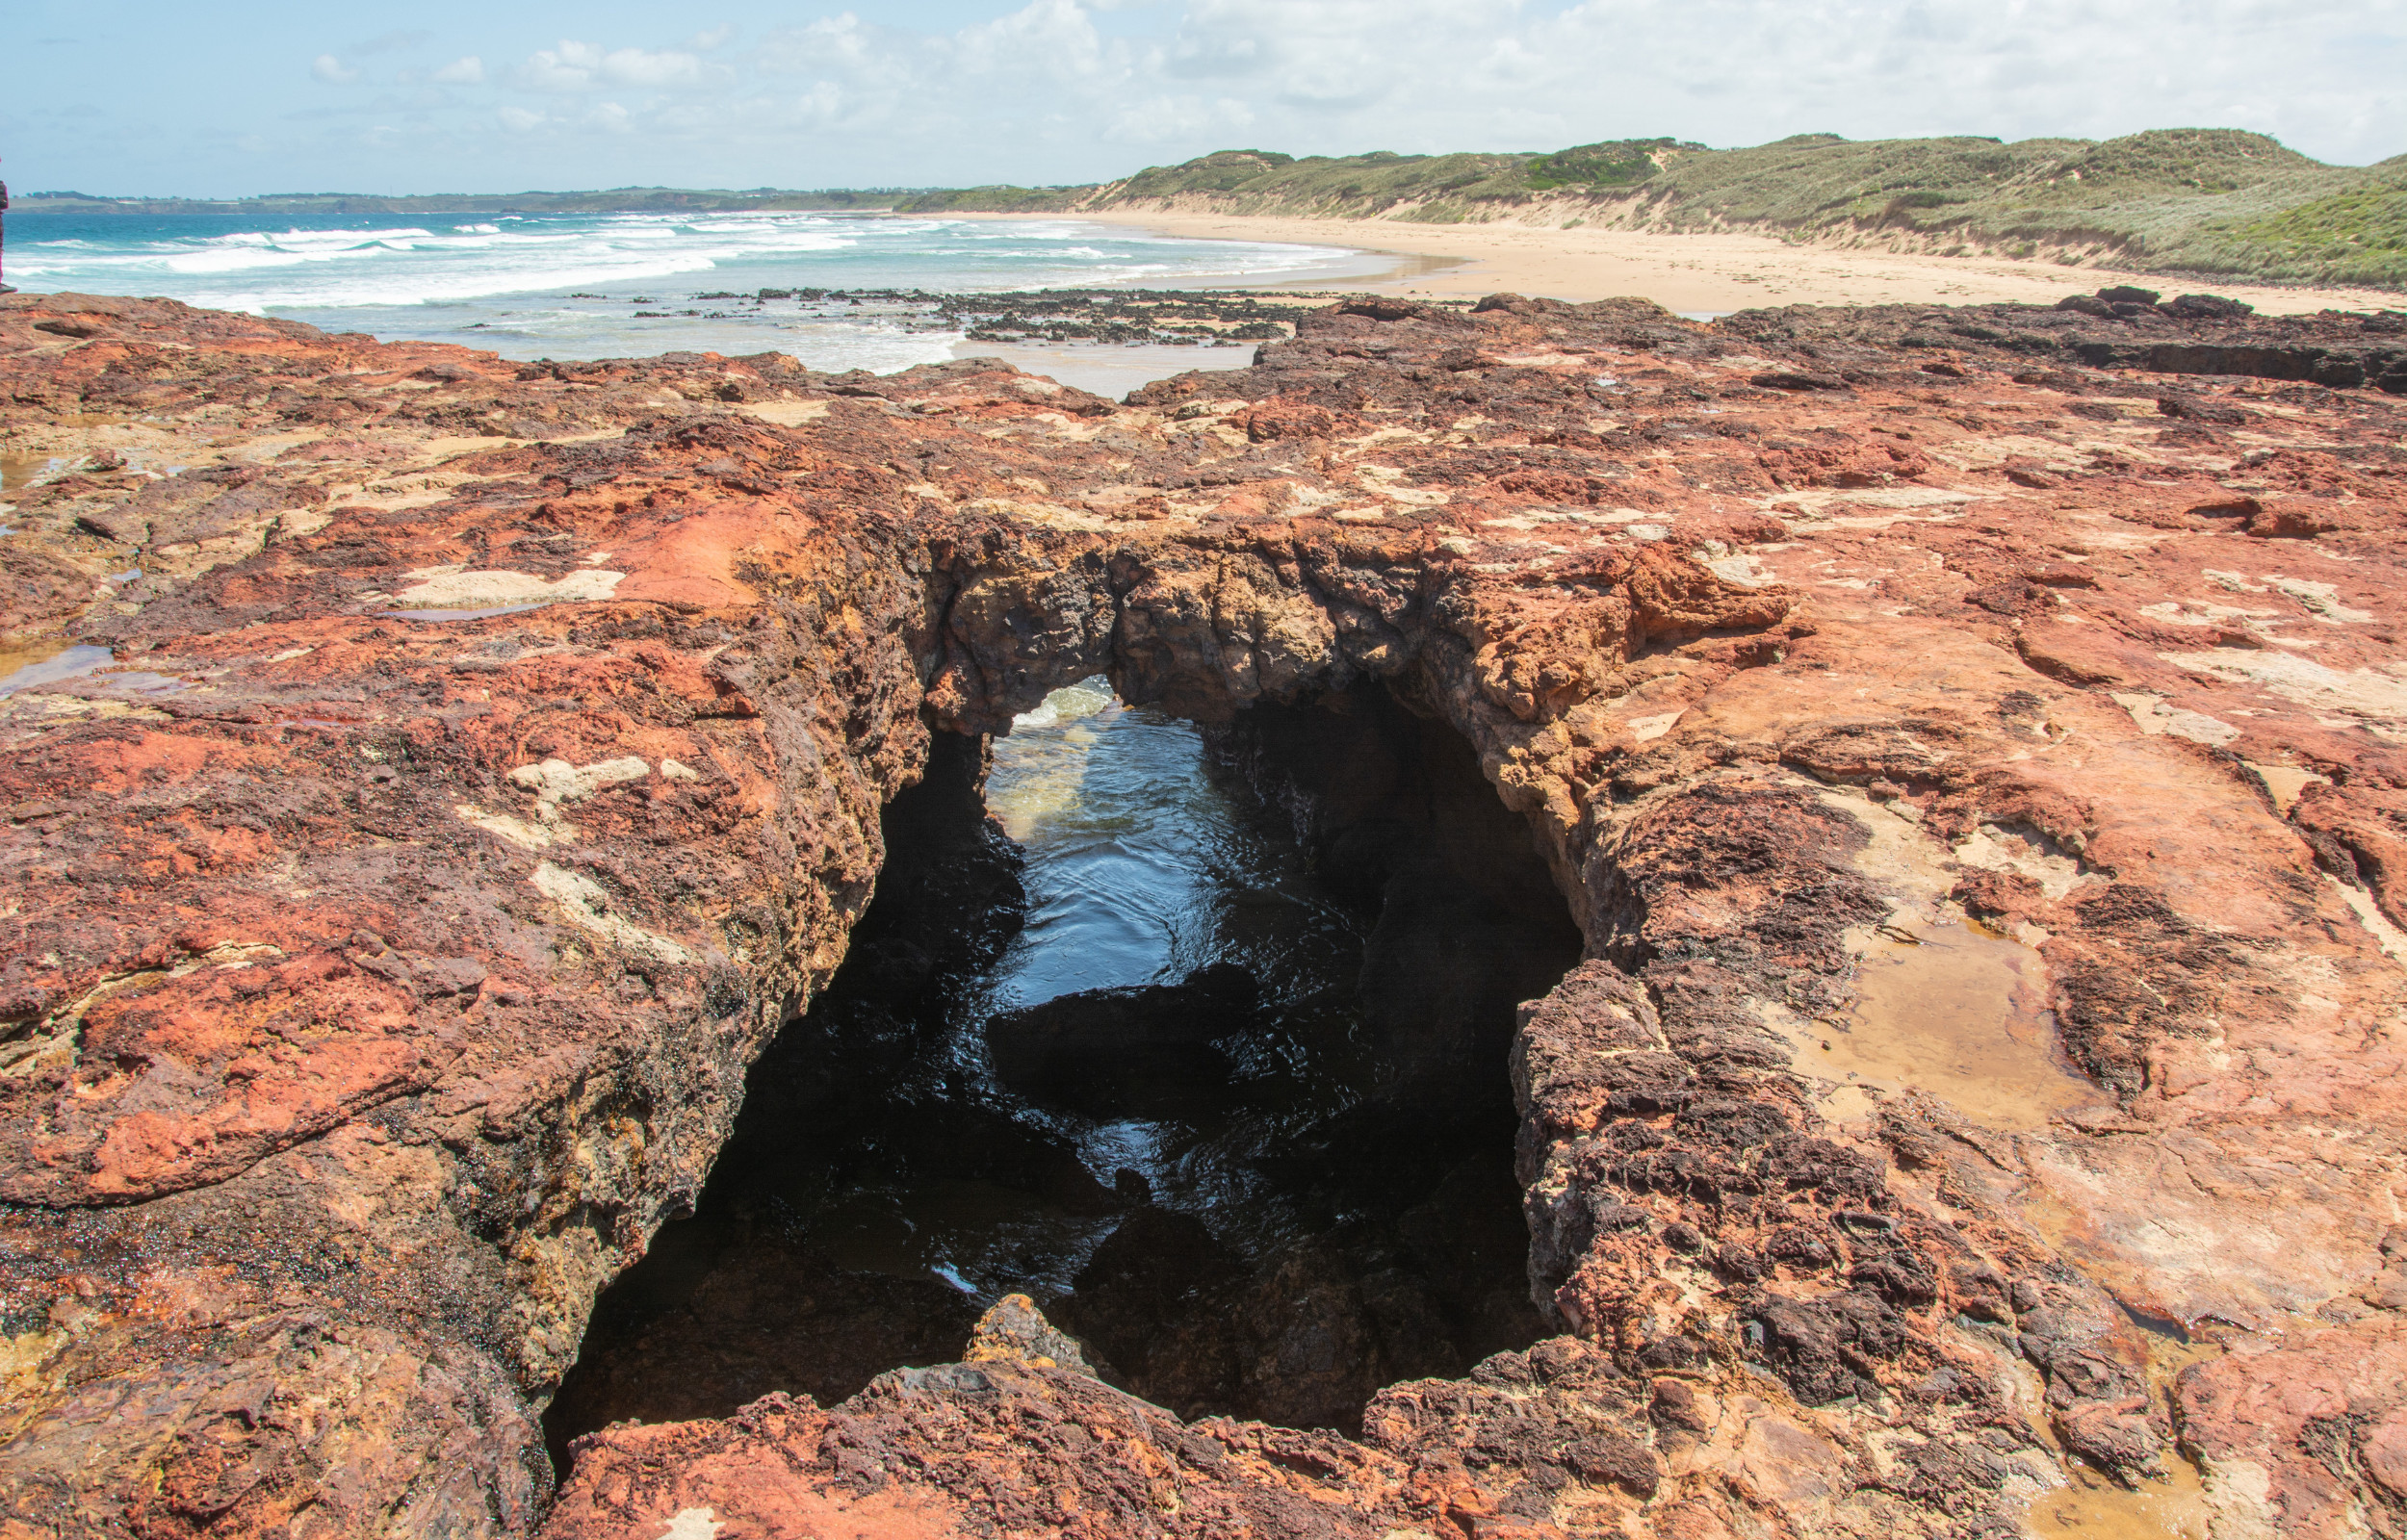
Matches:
[[1787, 915, 2108, 1133]]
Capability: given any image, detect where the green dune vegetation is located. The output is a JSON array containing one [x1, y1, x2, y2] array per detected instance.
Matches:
[[896, 130, 2407, 289]]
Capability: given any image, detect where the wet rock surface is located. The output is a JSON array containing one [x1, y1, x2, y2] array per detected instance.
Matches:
[[2, 286, 2405, 1537]]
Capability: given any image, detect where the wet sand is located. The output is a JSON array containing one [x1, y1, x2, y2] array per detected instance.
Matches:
[[964, 210, 2400, 317]]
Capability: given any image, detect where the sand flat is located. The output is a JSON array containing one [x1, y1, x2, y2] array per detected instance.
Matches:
[[965, 209, 2400, 316]]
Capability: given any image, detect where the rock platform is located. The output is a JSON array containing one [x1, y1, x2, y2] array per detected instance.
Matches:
[[2, 287, 2404, 1538]]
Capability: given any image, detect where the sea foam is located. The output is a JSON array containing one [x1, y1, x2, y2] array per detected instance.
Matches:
[[10, 208, 1375, 373]]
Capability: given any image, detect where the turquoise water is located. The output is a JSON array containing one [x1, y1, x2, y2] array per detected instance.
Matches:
[[5, 209, 1373, 370]]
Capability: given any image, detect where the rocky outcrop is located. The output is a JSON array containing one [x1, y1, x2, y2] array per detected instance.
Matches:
[[1717, 287, 2407, 392], [3, 285, 2405, 1538]]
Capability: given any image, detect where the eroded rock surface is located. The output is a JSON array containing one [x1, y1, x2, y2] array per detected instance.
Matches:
[[3, 286, 2405, 1538]]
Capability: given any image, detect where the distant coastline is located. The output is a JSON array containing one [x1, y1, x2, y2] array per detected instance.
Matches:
[[27, 125, 2406, 293]]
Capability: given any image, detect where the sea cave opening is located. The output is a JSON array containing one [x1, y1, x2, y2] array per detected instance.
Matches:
[[544, 678, 1585, 1465]]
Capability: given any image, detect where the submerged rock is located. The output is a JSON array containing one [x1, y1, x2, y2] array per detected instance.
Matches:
[[983, 962, 1259, 1116]]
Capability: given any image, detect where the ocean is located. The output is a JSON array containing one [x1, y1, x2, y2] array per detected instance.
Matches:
[[3, 209, 1379, 390]]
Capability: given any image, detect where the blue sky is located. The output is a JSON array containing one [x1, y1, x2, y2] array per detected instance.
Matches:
[[9, 0, 2402, 197]]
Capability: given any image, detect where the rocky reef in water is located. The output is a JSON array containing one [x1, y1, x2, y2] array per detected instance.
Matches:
[[1, 284, 2405, 1538]]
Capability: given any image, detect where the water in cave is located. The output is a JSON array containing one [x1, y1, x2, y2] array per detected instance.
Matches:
[[546, 680, 1583, 1461]]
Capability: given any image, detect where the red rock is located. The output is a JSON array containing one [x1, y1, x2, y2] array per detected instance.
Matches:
[[3, 285, 2405, 1538]]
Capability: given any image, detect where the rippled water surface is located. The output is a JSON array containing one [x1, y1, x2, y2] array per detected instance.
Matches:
[[808, 680, 1383, 1295]]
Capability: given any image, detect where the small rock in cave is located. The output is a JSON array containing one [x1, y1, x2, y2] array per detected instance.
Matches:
[[544, 680, 1583, 1461]]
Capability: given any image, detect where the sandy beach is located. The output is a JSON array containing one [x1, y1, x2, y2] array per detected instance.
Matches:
[[974, 209, 2402, 317]]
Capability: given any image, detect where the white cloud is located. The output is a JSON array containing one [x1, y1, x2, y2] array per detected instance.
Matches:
[[433, 56, 485, 85], [514, 38, 723, 92], [687, 24, 737, 51], [498, 105, 547, 132], [599, 46, 713, 88], [518, 40, 602, 90], [310, 53, 359, 84]]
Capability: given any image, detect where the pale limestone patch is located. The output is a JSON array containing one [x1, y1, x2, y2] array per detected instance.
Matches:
[[737, 399, 830, 425], [531, 862, 698, 965], [386, 566, 625, 610], [270, 508, 334, 542], [656, 1508, 724, 1540], [660, 759, 700, 782], [510, 756, 652, 818], [1172, 398, 1250, 421], [1354, 464, 1450, 507], [2135, 600, 2280, 631], [2110, 692, 2241, 746], [1627, 711, 1683, 742], [1925, 433, 2089, 473], [1955, 823, 2089, 900], [2265, 576, 2373, 624], [2154, 595, 2284, 629], [1481, 509, 1608, 528], [454, 806, 556, 851], [2330, 875, 2407, 966], [1339, 425, 1427, 449], [960, 497, 1119, 532], [2161, 649, 2407, 720], [342, 470, 484, 514], [1780, 485, 1980, 527], [2246, 761, 2328, 815], [2196, 1455, 2278, 1540], [1704, 552, 1775, 588], [458, 756, 652, 850]]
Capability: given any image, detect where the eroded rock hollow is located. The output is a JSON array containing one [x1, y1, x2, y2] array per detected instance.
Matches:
[[547, 685, 1577, 1447], [2, 286, 2405, 1539]]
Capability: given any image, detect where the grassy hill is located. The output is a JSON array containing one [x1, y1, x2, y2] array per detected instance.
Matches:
[[898, 130, 2407, 289]]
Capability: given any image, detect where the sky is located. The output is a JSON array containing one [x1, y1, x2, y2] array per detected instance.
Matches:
[[7, 0, 2403, 198]]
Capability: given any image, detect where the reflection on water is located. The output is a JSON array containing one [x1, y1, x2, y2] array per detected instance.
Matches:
[[812, 680, 1385, 1294], [0, 645, 114, 695], [0, 454, 63, 524]]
